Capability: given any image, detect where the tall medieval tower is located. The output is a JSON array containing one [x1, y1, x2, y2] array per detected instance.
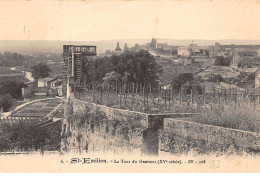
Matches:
[[61, 45, 97, 98]]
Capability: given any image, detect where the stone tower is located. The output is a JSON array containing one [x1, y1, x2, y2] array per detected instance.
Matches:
[[115, 42, 122, 51], [150, 38, 157, 49], [124, 43, 129, 52], [61, 45, 97, 98]]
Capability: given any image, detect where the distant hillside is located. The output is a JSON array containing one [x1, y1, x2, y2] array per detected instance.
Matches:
[[0, 39, 260, 55]]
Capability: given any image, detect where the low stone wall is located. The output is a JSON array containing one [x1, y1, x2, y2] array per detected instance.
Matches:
[[71, 96, 148, 128], [62, 94, 157, 155], [61, 112, 145, 155], [159, 118, 260, 155], [71, 97, 198, 129], [62, 92, 260, 156]]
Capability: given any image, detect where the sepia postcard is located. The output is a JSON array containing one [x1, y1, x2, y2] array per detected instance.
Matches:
[[0, 0, 260, 173]]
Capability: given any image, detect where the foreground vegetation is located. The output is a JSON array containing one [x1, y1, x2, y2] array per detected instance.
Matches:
[[0, 81, 25, 112], [0, 121, 61, 152], [191, 99, 260, 133], [74, 87, 260, 133]]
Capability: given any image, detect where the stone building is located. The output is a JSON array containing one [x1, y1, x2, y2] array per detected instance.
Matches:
[[61, 45, 97, 98]]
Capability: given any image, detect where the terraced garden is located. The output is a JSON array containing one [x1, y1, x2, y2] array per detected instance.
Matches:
[[11, 98, 63, 121]]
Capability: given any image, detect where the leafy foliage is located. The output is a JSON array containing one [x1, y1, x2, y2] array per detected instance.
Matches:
[[214, 56, 232, 66], [171, 72, 203, 94], [31, 63, 52, 80], [0, 52, 26, 67], [0, 122, 61, 152], [0, 94, 13, 112], [0, 51, 62, 69], [171, 73, 194, 90], [0, 81, 25, 112], [0, 81, 24, 99], [208, 74, 224, 82], [82, 50, 162, 85], [192, 100, 260, 133], [102, 71, 120, 88]]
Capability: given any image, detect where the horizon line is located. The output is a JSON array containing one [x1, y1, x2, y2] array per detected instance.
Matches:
[[1, 38, 260, 42]]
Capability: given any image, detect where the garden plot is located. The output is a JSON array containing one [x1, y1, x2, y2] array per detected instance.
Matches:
[[11, 98, 63, 120]]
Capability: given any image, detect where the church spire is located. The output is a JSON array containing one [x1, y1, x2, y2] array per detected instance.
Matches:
[[115, 41, 122, 51]]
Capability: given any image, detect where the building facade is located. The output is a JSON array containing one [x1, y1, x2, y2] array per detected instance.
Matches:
[[178, 47, 190, 56]]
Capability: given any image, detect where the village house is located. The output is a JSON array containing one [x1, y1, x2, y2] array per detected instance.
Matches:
[[38, 77, 57, 88], [177, 47, 190, 56], [50, 78, 62, 89], [157, 43, 168, 49], [242, 67, 258, 76], [232, 50, 258, 68], [37, 77, 63, 96], [50, 78, 63, 96], [206, 42, 224, 58], [195, 66, 240, 82], [201, 81, 244, 94]]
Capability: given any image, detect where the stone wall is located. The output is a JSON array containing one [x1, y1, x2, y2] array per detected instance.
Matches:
[[159, 118, 260, 155], [61, 112, 145, 155], [61, 93, 157, 155], [72, 97, 148, 128], [61, 92, 260, 156]]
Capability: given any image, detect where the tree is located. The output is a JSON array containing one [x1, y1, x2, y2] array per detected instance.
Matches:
[[237, 58, 252, 68], [171, 73, 203, 94], [248, 73, 255, 80], [102, 71, 120, 88], [171, 73, 194, 90], [0, 120, 61, 152], [0, 52, 26, 67], [208, 74, 224, 82], [0, 81, 24, 99], [110, 50, 162, 85], [84, 50, 162, 86], [214, 56, 232, 66], [31, 63, 51, 80], [0, 94, 13, 112]]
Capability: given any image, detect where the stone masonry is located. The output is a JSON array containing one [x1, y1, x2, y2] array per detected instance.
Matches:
[[61, 92, 260, 156]]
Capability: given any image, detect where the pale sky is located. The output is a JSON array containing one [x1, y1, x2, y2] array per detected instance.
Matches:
[[0, 0, 260, 41]]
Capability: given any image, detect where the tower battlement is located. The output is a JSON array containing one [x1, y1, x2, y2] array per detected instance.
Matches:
[[62, 45, 96, 57]]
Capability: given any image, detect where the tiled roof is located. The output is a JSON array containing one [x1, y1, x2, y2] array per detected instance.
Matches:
[[38, 77, 56, 83], [243, 67, 258, 73]]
